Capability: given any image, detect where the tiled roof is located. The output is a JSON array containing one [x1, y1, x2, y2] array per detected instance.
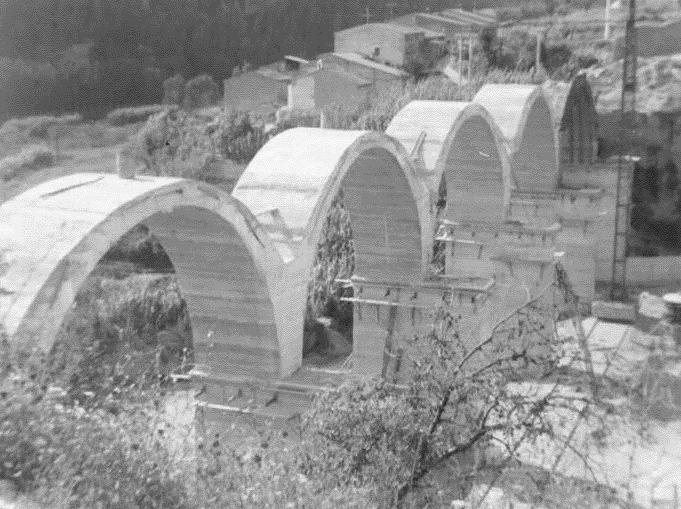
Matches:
[[331, 52, 409, 78]]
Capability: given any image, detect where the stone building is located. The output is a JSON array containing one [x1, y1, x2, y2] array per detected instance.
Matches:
[[413, 8, 496, 45], [288, 67, 372, 111], [320, 52, 410, 87], [333, 22, 441, 70]]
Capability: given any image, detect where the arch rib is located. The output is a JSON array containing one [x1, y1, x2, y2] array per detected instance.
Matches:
[[387, 100, 514, 224], [474, 84, 560, 193], [0, 173, 289, 377]]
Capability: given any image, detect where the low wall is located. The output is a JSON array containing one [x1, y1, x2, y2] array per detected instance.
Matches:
[[625, 256, 681, 284]]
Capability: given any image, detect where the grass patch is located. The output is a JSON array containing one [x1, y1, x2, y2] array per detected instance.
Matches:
[[0, 145, 55, 181], [50, 270, 192, 398], [0, 113, 82, 139], [106, 104, 175, 126]]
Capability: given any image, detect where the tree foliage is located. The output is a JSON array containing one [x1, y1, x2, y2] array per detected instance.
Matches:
[[0, 0, 456, 121], [301, 266, 597, 505]]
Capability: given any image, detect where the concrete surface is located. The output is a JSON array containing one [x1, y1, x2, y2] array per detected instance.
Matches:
[[386, 100, 513, 224], [0, 173, 294, 378], [474, 84, 560, 193], [0, 81, 639, 413]]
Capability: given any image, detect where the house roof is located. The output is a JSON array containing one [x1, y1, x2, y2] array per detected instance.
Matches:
[[335, 22, 424, 36], [331, 52, 410, 78], [284, 55, 310, 65], [255, 67, 294, 82], [440, 8, 497, 27], [296, 67, 372, 87]]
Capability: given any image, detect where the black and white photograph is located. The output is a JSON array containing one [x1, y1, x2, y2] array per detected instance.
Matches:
[[1, 0, 681, 507]]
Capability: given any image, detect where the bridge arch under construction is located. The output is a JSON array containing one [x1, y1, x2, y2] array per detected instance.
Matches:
[[386, 100, 513, 225], [474, 84, 559, 194], [234, 127, 432, 371], [0, 174, 288, 378]]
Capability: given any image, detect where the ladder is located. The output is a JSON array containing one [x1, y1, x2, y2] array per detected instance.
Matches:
[[609, 0, 638, 302]]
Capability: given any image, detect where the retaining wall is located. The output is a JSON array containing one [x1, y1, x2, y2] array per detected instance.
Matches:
[[625, 256, 681, 284]]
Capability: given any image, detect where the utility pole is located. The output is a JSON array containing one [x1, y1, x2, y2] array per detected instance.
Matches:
[[604, 0, 612, 40], [535, 31, 543, 71], [609, 0, 638, 302], [458, 36, 463, 99], [468, 34, 473, 78]]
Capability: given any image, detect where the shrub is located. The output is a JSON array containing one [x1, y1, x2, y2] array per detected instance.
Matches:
[[0, 376, 190, 507], [106, 104, 173, 126], [135, 108, 220, 180], [163, 74, 186, 105], [50, 271, 192, 396], [183, 74, 219, 110], [304, 191, 355, 353], [301, 265, 592, 505], [134, 106, 271, 181], [0, 113, 82, 139], [319, 76, 459, 132], [0, 145, 55, 181], [543, 43, 573, 72]]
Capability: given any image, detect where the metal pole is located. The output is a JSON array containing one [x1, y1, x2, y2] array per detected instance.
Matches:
[[458, 36, 463, 99], [609, 0, 637, 302], [468, 34, 473, 82], [605, 0, 612, 40]]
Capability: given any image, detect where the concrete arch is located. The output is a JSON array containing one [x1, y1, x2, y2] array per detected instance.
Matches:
[[543, 74, 599, 167], [234, 127, 431, 368], [474, 84, 559, 193], [387, 100, 513, 224], [0, 173, 292, 378]]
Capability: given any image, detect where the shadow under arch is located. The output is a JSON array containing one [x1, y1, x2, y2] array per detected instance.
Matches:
[[474, 84, 559, 194], [543, 74, 599, 169], [0, 173, 286, 379], [233, 127, 431, 372], [387, 100, 513, 225]]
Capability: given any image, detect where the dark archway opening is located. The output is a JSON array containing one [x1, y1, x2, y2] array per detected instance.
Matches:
[[430, 173, 447, 277], [303, 190, 355, 370], [50, 224, 193, 402]]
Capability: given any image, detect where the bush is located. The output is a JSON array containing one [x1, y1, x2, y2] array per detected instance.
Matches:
[[183, 74, 219, 110], [0, 145, 55, 181], [134, 106, 272, 181], [0, 113, 82, 139], [0, 376, 190, 507], [163, 74, 186, 105], [0, 370, 371, 508], [135, 108, 221, 181], [304, 191, 355, 354], [543, 43, 573, 72], [106, 104, 173, 126], [51, 271, 191, 396], [319, 76, 459, 132], [301, 267, 590, 505]]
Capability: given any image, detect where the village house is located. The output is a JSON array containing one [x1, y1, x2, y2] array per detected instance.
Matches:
[[287, 66, 373, 111], [333, 22, 443, 71], [392, 8, 497, 47], [223, 56, 314, 113]]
